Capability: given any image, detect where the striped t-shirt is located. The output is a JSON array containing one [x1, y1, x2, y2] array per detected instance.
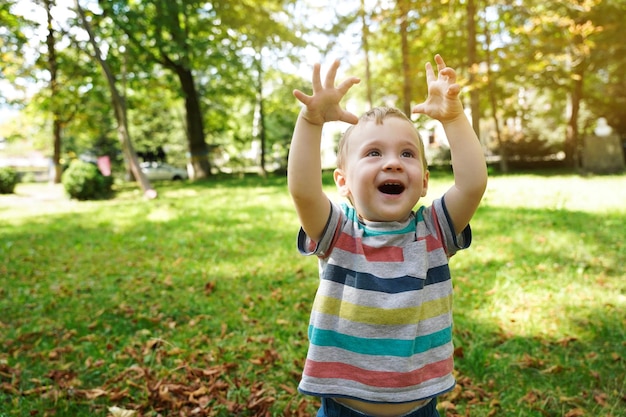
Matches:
[[297, 197, 471, 403]]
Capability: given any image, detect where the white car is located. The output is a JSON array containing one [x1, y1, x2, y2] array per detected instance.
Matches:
[[140, 162, 188, 181]]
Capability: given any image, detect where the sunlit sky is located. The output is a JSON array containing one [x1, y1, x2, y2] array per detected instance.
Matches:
[[1, 0, 76, 122]]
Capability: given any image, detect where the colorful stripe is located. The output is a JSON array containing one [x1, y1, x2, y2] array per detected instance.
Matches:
[[335, 232, 406, 262], [312, 294, 452, 326], [303, 357, 454, 389], [309, 325, 452, 357], [344, 205, 417, 236], [323, 264, 451, 294]]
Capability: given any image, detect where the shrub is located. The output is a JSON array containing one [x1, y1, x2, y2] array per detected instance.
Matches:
[[62, 160, 113, 200], [0, 167, 19, 194]]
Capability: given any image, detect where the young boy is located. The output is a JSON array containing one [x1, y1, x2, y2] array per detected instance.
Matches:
[[287, 55, 487, 417]]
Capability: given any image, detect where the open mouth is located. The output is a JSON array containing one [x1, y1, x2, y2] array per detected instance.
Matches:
[[378, 182, 405, 195]]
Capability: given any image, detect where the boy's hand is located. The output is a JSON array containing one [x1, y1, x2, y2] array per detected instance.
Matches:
[[293, 60, 361, 126], [412, 54, 465, 123]]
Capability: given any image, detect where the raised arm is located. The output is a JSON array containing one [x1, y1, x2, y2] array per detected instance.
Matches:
[[288, 60, 360, 242], [413, 55, 487, 235]]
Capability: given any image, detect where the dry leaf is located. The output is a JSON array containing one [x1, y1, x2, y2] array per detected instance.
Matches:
[[108, 406, 137, 417], [540, 364, 564, 374], [593, 392, 609, 407], [564, 408, 585, 417], [438, 400, 457, 410], [519, 390, 541, 405]]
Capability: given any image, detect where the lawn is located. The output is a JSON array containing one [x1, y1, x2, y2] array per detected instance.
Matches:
[[1, 171, 625, 417]]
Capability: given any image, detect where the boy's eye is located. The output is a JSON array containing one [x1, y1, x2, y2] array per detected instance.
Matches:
[[401, 151, 415, 158], [367, 150, 381, 157]]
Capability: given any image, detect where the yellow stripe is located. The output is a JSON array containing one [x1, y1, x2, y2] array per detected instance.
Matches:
[[312, 295, 452, 325]]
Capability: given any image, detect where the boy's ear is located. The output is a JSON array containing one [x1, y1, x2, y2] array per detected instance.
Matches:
[[421, 170, 430, 197], [334, 168, 350, 197]]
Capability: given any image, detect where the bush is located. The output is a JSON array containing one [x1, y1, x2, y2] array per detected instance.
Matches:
[[62, 160, 113, 200], [0, 167, 19, 194]]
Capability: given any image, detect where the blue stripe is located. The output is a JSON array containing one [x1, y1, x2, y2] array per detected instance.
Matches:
[[309, 325, 452, 357], [324, 264, 451, 294]]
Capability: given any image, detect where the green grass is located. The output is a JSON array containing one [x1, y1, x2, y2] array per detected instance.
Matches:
[[1, 171, 625, 417]]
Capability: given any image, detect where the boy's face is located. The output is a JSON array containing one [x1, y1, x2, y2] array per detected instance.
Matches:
[[334, 117, 429, 222]]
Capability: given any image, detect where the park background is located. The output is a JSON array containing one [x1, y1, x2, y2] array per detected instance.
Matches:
[[1, 0, 625, 416]]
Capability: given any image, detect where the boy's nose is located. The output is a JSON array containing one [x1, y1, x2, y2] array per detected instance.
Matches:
[[383, 157, 402, 171]]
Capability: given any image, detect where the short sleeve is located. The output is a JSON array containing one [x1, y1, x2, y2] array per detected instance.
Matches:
[[427, 197, 472, 257], [296, 201, 343, 258]]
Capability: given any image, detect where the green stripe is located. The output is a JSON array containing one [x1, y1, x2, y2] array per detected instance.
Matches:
[[309, 325, 452, 357], [343, 204, 417, 236]]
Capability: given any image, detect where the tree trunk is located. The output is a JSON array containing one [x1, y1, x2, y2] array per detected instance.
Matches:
[[360, 0, 373, 108], [467, 0, 480, 138], [566, 65, 584, 169], [485, 26, 507, 172], [398, 0, 412, 117], [255, 57, 267, 177], [44, 0, 63, 183], [176, 66, 211, 180], [75, 1, 156, 198]]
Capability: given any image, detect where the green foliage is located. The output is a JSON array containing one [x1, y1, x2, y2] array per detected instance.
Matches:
[[4, 0, 626, 180], [496, 130, 563, 160], [0, 0, 29, 89], [128, 82, 188, 165], [61, 160, 113, 200], [0, 167, 19, 194]]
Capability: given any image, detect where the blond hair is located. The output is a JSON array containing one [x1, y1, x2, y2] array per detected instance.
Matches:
[[336, 107, 428, 171]]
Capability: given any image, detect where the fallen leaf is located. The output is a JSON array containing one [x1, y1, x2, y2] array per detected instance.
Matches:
[[438, 400, 457, 410], [453, 346, 464, 359], [564, 408, 585, 417], [489, 399, 501, 408], [556, 336, 578, 347], [76, 388, 108, 399], [593, 392, 609, 407], [519, 390, 541, 405], [204, 281, 216, 295], [279, 383, 296, 395], [108, 406, 137, 417], [0, 382, 19, 395], [540, 364, 564, 374], [517, 353, 544, 369]]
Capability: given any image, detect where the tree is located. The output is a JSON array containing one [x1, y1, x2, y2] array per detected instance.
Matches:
[[233, 1, 303, 176], [513, 0, 609, 167], [484, 24, 506, 172], [583, 0, 626, 140], [97, 0, 300, 180], [75, 1, 156, 198], [42, 0, 64, 183], [359, 0, 373, 108], [0, 0, 29, 99], [466, 0, 480, 138], [398, 0, 412, 116]]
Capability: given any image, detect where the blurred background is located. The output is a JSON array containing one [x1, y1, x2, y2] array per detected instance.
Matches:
[[1, 0, 625, 183]]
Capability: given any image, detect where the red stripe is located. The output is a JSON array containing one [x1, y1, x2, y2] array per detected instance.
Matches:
[[335, 232, 405, 262], [303, 357, 453, 388], [429, 207, 450, 256], [424, 234, 443, 252]]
